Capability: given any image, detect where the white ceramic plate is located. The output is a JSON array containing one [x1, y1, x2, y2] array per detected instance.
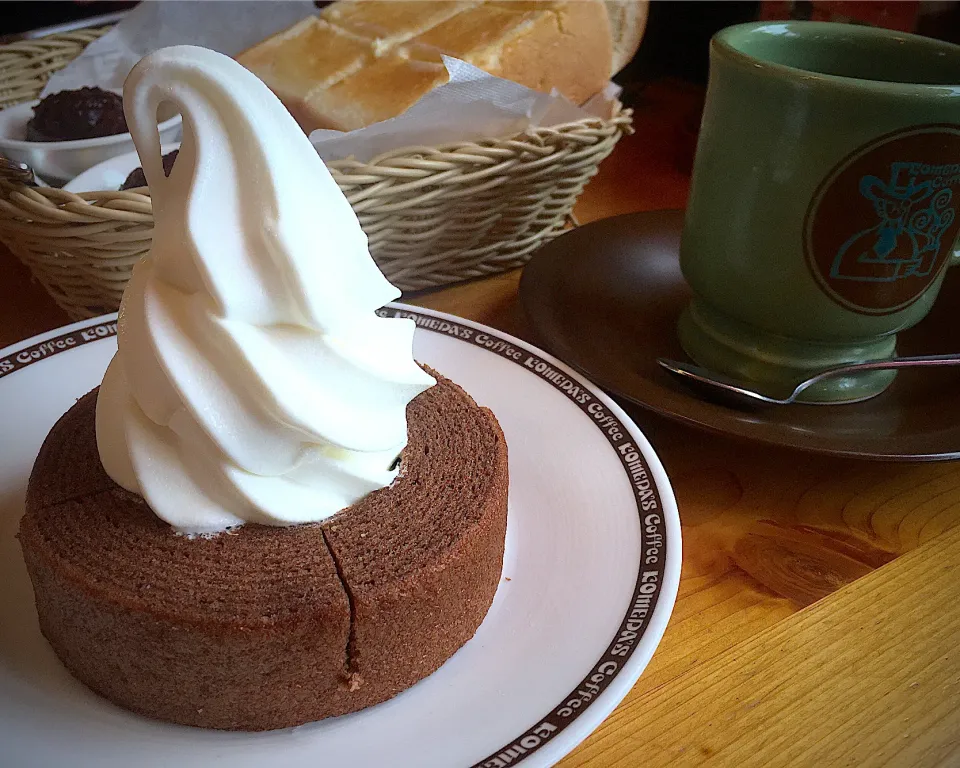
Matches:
[[0, 306, 680, 768], [64, 142, 181, 192], [0, 100, 181, 184]]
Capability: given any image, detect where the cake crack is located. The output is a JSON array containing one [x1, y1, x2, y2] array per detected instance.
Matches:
[[31, 478, 126, 514], [321, 529, 362, 692]]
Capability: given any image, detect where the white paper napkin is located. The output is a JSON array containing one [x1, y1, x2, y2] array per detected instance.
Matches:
[[40, 0, 317, 96], [310, 57, 621, 163]]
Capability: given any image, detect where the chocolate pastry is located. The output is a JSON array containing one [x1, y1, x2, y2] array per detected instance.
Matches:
[[26, 87, 127, 142]]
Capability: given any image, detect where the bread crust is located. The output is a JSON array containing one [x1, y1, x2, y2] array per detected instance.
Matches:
[[605, 0, 649, 75]]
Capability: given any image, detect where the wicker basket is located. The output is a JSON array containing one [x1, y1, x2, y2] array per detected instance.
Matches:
[[0, 26, 632, 320]]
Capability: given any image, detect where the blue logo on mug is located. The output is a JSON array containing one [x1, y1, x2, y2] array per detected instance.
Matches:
[[831, 162, 957, 283], [806, 126, 960, 315]]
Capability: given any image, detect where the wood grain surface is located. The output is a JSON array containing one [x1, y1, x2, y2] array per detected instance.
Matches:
[[410, 276, 960, 768], [3, 81, 960, 766], [561, 522, 960, 767]]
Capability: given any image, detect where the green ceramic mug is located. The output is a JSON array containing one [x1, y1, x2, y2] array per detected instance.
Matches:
[[679, 21, 960, 402]]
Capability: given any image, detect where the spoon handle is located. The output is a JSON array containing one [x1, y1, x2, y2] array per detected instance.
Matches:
[[799, 353, 960, 392], [821, 353, 960, 374], [0, 153, 39, 187]]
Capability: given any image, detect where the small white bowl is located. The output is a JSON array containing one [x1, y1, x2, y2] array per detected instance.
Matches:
[[64, 142, 181, 193], [0, 100, 181, 185]]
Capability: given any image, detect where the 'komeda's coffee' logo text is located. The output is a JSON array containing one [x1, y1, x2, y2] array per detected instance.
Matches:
[[805, 126, 960, 315]]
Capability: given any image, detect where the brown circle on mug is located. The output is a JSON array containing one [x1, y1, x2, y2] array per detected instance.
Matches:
[[804, 125, 960, 316]]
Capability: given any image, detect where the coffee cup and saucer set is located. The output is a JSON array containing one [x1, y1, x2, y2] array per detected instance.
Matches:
[[521, 20, 960, 461]]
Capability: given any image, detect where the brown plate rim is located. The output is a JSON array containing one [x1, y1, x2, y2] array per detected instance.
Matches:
[[519, 210, 960, 462]]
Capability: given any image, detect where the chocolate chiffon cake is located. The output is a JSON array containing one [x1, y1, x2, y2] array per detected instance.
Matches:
[[19, 372, 508, 731]]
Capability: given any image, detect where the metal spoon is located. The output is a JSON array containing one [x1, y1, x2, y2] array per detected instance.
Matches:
[[657, 354, 960, 407], [0, 154, 39, 187]]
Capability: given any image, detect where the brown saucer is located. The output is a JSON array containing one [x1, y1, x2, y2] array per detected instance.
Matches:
[[519, 210, 960, 461]]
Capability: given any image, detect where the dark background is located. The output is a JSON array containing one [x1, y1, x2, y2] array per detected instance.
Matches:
[[2, 2, 137, 37]]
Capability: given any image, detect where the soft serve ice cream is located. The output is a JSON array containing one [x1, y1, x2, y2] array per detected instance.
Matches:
[[95, 46, 435, 533]]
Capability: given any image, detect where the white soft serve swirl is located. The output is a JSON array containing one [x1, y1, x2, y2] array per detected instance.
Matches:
[[95, 46, 435, 533]]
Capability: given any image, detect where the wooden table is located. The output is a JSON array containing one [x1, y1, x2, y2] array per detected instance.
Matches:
[[3, 83, 959, 767]]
